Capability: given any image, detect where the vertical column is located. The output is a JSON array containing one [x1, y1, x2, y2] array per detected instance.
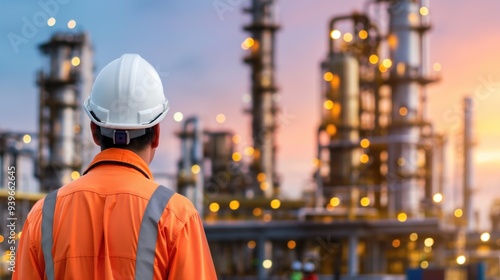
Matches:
[[53, 44, 76, 186], [79, 33, 95, 169], [387, 0, 422, 217], [244, 0, 280, 197], [463, 96, 474, 232], [176, 117, 204, 216], [327, 54, 360, 187], [420, 0, 430, 119], [366, 239, 382, 273], [38, 33, 92, 191], [348, 235, 359, 276], [256, 237, 272, 280]]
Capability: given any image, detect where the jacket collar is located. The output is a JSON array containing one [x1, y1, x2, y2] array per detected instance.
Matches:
[[83, 148, 154, 179]]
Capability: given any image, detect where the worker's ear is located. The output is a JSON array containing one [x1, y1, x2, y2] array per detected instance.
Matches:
[[151, 124, 160, 148], [90, 122, 101, 146]]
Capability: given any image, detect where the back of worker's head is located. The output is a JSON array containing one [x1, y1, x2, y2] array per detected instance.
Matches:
[[84, 54, 169, 151]]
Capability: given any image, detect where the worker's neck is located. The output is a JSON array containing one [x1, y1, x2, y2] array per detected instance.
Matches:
[[102, 146, 155, 165], [135, 147, 154, 164]]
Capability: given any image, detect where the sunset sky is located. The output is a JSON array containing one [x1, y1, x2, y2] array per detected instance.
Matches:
[[1, 0, 499, 228]]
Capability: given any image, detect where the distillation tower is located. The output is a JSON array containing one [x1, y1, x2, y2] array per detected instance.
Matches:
[[243, 0, 280, 198], [384, 0, 437, 217], [316, 0, 441, 219], [463, 96, 475, 232], [37, 32, 93, 191], [176, 117, 205, 214], [176, 0, 282, 207]]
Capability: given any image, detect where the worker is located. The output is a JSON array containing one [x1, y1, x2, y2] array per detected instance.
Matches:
[[302, 261, 318, 280], [13, 54, 217, 280], [290, 260, 303, 280]]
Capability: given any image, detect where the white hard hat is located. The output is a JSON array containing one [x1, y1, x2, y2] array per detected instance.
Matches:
[[84, 54, 169, 142]]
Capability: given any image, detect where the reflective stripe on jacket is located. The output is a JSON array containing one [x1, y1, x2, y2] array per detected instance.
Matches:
[[13, 148, 217, 280]]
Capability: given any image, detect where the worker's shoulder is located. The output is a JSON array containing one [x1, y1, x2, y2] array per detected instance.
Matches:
[[23, 196, 45, 227], [165, 192, 200, 223], [31, 195, 47, 213]]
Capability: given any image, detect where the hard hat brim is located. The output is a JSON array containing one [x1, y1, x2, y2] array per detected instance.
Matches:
[[83, 97, 169, 129]]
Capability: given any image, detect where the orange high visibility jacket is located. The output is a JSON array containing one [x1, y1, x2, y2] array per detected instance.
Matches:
[[13, 148, 217, 280]]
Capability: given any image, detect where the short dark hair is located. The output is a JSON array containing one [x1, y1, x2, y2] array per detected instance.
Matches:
[[95, 126, 156, 151]]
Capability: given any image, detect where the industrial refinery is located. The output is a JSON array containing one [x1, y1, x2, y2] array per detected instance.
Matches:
[[1, 0, 500, 279]]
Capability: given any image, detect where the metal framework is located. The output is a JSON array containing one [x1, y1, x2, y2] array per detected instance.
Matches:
[[37, 32, 93, 192]]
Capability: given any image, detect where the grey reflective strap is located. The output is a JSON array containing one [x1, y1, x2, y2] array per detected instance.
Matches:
[[41, 189, 59, 280], [135, 185, 175, 280]]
